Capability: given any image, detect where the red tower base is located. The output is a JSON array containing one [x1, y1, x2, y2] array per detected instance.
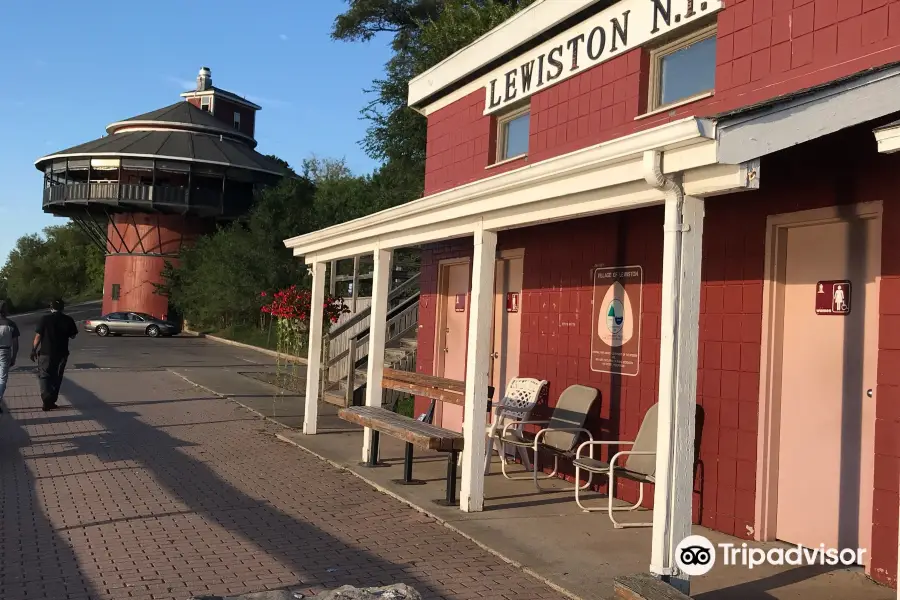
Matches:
[[101, 213, 209, 319]]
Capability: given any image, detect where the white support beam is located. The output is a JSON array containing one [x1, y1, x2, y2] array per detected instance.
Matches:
[[362, 248, 392, 462], [460, 225, 497, 513], [303, 261, 327, 435], [650, 191, 705, 592]]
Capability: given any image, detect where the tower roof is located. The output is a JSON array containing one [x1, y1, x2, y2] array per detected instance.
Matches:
[[106, 101, 256, 147]]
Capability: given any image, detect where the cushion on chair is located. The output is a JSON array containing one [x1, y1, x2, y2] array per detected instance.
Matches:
[[500, 430, 533, 447], [541, 385, 599, 452], [573, 456, 655, 483], [623, 404, 659, 477]]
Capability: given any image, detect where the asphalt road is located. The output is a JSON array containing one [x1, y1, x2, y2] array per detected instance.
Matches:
[[6, 301, 278, 373]]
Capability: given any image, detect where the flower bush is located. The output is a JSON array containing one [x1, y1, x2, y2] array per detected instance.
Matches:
[[259, 285, 348, 325], [259, 285, 350, 416]]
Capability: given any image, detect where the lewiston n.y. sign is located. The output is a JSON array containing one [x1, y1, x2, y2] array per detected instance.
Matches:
[[483, 0, 723, 115]]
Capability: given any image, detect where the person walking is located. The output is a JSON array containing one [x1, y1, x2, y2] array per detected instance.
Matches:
[[30, 299, 78, 411], [0, 301, 21, 413]]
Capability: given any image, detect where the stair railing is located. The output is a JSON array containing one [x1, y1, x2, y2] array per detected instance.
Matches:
[[320, 272, 420, 401]]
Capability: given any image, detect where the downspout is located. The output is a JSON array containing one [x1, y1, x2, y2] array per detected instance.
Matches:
[[643, 149, 687, 583]]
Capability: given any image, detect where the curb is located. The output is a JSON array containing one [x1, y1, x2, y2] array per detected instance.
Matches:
[[185, 330, 308, 365]]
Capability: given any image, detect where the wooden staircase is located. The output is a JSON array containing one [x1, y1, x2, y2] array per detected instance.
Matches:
[[320, 274, 420, 408]]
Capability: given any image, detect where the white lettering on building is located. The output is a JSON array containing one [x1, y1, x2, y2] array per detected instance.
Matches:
[[484, 0, 723, 115]]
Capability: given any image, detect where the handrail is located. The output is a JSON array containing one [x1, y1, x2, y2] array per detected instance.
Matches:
[[326, 272, 420, 339], [325, 290, 419, 369]]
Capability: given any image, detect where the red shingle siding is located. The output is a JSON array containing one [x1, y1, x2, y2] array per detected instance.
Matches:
[[415, 126, 900, 582], [423, 0, 900, 195]]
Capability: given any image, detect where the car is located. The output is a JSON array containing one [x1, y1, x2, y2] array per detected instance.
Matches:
[[83, 312, 179, 338]]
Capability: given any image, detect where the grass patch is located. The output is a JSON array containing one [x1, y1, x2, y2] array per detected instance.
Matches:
[[204, 322, 308, 356], [394, 394, 415, 418]]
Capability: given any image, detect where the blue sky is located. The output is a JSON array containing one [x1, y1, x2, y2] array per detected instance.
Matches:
[[0, 0, 393, 264]]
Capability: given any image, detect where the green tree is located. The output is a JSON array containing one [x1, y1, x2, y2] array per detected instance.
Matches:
[[337, 0, 534, 197], [0, 222, 103, 312]]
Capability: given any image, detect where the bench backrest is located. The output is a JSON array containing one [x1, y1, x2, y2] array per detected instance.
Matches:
[[542, 385, 599, 453]]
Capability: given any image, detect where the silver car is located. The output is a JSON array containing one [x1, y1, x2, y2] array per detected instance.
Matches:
[[84, 312, 178, 338]]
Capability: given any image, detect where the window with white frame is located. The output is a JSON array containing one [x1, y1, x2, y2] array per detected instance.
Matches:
[[648, 25, 717, 111], [233, 111, 241, 130], [496, 106, 530, 162], [200, 96, 212, 112]]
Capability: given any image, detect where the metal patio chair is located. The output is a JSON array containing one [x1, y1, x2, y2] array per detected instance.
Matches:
[[484, 377, 548, 475], [572, 403, 658, 528], [498, 384, 599, 490]]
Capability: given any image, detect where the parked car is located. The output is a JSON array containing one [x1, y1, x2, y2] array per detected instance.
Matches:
[[84, 312, 179, 338]]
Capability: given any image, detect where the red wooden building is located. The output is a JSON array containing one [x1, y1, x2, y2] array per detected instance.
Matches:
[[289, 0, 900, 592], [36, 67, 285, 319]]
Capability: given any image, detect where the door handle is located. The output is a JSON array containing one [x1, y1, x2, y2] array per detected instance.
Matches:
[[443, 347, 449, 353], [491, 352, 500, 359], [867, 389, 873, 398]]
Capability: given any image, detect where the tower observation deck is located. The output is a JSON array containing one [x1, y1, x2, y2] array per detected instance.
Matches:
[[35, 68, 286, 319]]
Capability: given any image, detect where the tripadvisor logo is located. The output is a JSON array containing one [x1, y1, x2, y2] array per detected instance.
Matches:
[[675, 535, 867, 576]]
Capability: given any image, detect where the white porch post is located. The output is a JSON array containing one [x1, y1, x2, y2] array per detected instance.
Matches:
[[362, 248, 392, 462], [303, 261, 327, 435], [460, 224, 497, 513], [649, 183, 705, 592]]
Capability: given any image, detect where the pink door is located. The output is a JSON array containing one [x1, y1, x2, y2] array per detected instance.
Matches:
[[774, 214, 880, 560], [437, 262, 470, 432], [491, 254, 524, 402]]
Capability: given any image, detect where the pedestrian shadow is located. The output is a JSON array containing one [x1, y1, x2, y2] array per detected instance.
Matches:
[[0, 411, 106, 599], [50, 378, 484, 599]]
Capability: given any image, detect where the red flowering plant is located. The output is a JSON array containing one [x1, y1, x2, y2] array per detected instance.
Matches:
[[259, 285, 349, 357]]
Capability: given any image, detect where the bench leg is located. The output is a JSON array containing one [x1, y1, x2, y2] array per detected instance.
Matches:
[[391, 442, 426, 486], [359, 429, 385, 468], [433, 450, 460, 507]]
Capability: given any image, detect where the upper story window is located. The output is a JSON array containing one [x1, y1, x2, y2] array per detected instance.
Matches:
[[497, 106, 530, 162], [200, 96, 212, 112], [649, 25, 717, 111], [233, 111, 241, 131]]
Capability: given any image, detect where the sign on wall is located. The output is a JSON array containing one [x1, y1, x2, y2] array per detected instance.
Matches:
[[484, 0, 723, 115], [816, 280, 851, 316], [455, 293, 467, 312], [506, 292, 520, 313], [591, 266, 643, 376]]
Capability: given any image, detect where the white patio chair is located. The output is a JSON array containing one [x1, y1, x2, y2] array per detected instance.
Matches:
[[572, 403, 658, 528], [498, 384, 599, 491], [483, 378, 548, 475]]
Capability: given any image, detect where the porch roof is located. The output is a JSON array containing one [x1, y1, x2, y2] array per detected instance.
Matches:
[[283, 117, 759, 264]]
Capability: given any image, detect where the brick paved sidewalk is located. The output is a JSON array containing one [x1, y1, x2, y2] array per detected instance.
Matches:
[[0, 369, 565, 600]]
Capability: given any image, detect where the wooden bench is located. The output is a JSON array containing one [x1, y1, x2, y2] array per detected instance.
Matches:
[[337, 368, 493, 506]]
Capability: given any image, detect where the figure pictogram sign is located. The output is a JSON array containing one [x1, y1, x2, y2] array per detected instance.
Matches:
[[816, 280, 851, 315]]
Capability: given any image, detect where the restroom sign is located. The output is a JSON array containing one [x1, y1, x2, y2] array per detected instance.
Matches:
[[455, 293, 467, 312], [816, 280, 851, 315], [507, 292, 520, 313], [591, 266, 643, 376]]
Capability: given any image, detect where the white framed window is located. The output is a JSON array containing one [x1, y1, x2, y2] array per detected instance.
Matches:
[[496, 105, 530, 162], [648, 24, 717, 111], [200, 96, 212, 112], [233, 111, 241, 130]]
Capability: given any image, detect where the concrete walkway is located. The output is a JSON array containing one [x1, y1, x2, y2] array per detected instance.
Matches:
[[173, 362, 894, 600]]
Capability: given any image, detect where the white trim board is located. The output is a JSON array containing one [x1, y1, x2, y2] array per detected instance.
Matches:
[[716, 65, 900, 164], [283, 118, 759, 264], [408, 0, 598, 110], [874, 123, 900, 154]]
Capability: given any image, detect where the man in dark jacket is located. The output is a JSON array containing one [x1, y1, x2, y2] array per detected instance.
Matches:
[[0, 300, 20, 413], [31, 299, 78, 411]]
